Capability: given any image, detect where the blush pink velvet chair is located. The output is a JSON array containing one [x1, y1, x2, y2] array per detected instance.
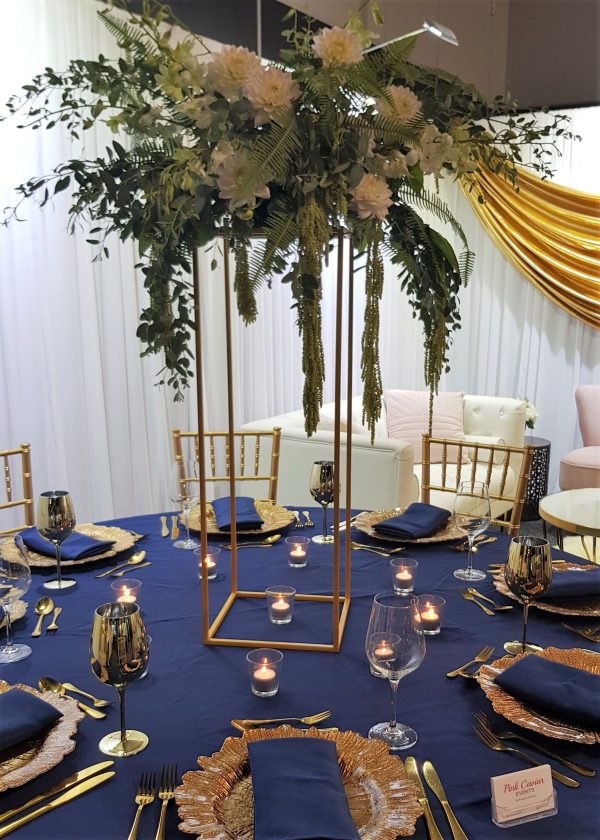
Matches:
[[559, 385, 600, 489]]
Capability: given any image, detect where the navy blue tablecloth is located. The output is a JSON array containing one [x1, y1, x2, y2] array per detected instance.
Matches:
[[1, 510, 599, 839]]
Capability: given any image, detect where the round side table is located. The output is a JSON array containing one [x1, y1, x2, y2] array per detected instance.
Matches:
[[522, 435, 551, 525]]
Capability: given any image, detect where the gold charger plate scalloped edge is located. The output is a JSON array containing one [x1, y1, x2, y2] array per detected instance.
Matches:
[[0, 680, 84, 791], [477, 647, 600, 744], [187, 500, 294, 537], [175, 725, 422, 839], [492, 562, 600, 616], [0, 524, 136, 569], [354, 509, 464, 545]]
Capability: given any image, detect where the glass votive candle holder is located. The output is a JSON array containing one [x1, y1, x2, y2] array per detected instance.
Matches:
[[110, 579, 142, 604], [390, 557, 418, 594], [247, 648, 283, 697], [266, 586, 296, 624], [285, 536, 309, 568], [195, 545, 220, 580], [417, 594, 445, 635]]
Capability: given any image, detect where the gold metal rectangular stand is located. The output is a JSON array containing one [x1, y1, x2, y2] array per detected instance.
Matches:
[[193, 234, 354, 651]]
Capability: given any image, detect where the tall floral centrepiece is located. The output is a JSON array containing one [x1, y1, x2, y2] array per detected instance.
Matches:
[[3, 4, 569, 435]]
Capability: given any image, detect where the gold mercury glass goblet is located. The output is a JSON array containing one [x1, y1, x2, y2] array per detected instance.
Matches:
[[309, 460, 335, 544], [504, 536, 552, 656], [90, 602, 150, 757]]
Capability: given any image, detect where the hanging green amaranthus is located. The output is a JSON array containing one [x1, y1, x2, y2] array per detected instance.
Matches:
[[361, 222, 385, 442]]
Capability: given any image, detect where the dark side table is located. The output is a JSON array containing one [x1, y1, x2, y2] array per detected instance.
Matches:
[[522, 435, 551, 522]]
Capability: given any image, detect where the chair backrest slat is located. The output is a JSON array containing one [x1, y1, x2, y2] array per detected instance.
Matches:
[[0, 444, 35, 537], [421, 433, 533, 536]]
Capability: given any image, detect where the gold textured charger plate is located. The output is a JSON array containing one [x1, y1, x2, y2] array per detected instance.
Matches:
[[187, 500, 294, 536], [0, 524, 135, 569], [175, 725, 422, 839], [493, 561, 600, 616], [354, 509, 464, 544], [0, 680, 84, 791], [478, 647, 600, 744]]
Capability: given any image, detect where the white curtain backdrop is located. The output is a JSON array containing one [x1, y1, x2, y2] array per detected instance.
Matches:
[[1, 0, 598, 524]]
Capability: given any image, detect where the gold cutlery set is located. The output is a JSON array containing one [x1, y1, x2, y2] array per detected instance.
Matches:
[[38, 676, 111, 719], [31, 598, 62, 636], [473, 712, 594, 788], [406, 757, 469, 840], [560, 622, 600, 642], [452, 535, 497, 552], [94, 551, 149, 579], [350, 542, 404, 557], [0, 761, 115, 838], [291, 511, 315, 528], [230, 709, 332, 732], [446, 645, 495, 680], [459, 588, 513, 615], [126, 764, 177, 840]]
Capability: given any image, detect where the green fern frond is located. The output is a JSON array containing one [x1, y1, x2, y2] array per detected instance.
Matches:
[[233, 114, 300, 204], [343, 112, 422, 146], [98, 10, 152, 55], [458, 249, 475, 284], [398, 184, 469, 250], [248, 203, 299, 284]]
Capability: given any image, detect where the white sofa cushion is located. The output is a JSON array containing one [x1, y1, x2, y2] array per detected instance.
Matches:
[[384, 389, 467, 462]]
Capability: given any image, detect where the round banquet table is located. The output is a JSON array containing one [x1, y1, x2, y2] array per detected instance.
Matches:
[[1, 509, 599, 839]]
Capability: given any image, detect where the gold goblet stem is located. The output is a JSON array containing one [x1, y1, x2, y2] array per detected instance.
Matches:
[[320, 504, 328, 542], [117, 686, 127, 747], [54, 542, 63, 588], [521, 601, 530, 654]]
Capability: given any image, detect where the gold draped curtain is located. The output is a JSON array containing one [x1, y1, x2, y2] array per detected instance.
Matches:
[[462, 167, 600, 329]]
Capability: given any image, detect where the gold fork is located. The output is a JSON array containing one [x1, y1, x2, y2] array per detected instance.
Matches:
[[467, 587, 513, 610], [473, 721, 580, 788], [350, 542, 404, 557], [127, 771, 155, 840], [446, 645, 494, 678], [475, 712, 595, 777], [561, 622, 600, 642], [459, 589, 496, 616], [154, 764, 177, 840], [231, 710, 332, 729]]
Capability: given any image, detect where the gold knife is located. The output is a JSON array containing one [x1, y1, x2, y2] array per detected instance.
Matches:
[[171, 515, 180, 539], [0, 761, 114, 825], [423, 760, 469, 840], [0, 770, 115, 838], [405, 757, 444, 840]]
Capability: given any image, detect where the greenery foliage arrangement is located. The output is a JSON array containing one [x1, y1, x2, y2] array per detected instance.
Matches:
[[2, 2, 570, 436]]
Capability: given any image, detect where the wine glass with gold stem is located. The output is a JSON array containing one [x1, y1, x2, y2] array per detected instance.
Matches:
[[37, 491, 77, 590], [90, 602, 150, 757], [309, 461, 335, 544], [504, 536, 552, 656]]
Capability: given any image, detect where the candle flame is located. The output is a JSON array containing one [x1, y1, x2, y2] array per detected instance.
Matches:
[[123, 586, 130, 597]]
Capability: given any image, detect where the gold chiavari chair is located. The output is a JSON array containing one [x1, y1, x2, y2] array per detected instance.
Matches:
[[172, 428, 282, 503], [421, 433, 534, 536], [0, 443, 35, 537]]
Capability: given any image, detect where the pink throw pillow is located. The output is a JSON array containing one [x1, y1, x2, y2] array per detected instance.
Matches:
[[384, 390, 467, 463]]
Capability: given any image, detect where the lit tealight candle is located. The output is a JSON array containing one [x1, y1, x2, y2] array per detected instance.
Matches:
[[374, 641, 395, 661], [253, 661, 278, 694], [420, 603, 441, 634], [290, 545, 306, 558], [118, 585, 136, 604], [272, 598, 291, 618], [285, 536, 309, 568], [391, 557, 418, 595], [203, 556, 217, 579]]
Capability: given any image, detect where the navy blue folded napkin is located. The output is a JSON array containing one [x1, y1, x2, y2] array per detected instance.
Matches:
[[373, 503, 450, 540], [248, 738, 359, 840], [211, 496, 263, 531], [495, 655, 600, 729], [0, 688, 63, 753], [20, 527, 115, 561], [541, 567, 600, 600]]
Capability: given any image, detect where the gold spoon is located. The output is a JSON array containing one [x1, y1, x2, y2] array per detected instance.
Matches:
[[38, 677, 106, 719], [31, 597, 54, 638], [222, 534, 281, 549], [466, 587, 513, 610], [94, 550, 147, 579], [60, 680, 113, 708]]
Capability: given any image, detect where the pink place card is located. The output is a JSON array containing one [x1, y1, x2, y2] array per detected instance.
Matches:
[[491, 765, 557, 828]]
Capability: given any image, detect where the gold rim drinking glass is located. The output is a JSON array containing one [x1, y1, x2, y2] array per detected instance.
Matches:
[[503, 536, 552, 655], [90, 602, 150, 757], [309, 461, 335, 544], [364, 593, 426, 751], [37, 490, 77, 590], [452, 481, 491, 582]]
